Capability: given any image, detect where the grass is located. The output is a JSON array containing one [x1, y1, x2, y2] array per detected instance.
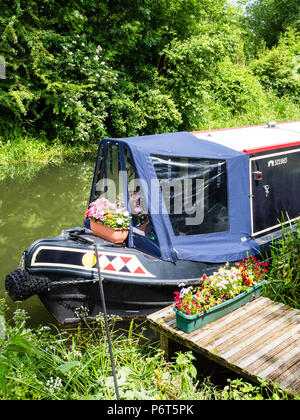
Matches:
[[0, 123, 97, 166], [262, 222, 300, 309], [0, 301, 296, 400]]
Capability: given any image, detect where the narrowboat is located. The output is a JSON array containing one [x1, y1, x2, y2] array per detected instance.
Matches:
[[5, 121, 300, 324]]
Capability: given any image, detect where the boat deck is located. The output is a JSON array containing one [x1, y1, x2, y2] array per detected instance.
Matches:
[[147, 297, 300, 396]]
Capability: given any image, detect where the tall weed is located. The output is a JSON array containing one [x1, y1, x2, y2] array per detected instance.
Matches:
[[263, 222, 300, 309]]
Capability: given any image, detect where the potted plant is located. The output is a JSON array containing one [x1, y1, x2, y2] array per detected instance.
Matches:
[[174, 257, 268, 333], [85, 197, 131, 243]]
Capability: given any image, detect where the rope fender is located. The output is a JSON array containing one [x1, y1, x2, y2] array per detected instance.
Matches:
[[5, 269, 51, 301]]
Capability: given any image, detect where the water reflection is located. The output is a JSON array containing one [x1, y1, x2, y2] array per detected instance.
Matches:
[[0, 159, 94, 326]]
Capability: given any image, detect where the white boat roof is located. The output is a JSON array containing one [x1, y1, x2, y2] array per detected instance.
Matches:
[[192, 121, 300, 153]]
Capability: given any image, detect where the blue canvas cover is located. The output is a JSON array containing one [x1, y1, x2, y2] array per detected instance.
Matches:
[[88, 132, 259, 263]]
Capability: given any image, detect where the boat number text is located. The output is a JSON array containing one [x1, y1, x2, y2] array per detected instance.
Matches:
[[268, 157, 288, 167]]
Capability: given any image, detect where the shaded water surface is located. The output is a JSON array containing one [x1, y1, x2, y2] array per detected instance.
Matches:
[[0, 160, 94, 326]]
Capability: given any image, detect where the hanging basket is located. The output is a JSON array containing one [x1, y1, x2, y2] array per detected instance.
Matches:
[[90, 220, 129, 244]]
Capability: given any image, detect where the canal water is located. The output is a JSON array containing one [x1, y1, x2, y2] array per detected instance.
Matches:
[[0, 159, 94, 326]]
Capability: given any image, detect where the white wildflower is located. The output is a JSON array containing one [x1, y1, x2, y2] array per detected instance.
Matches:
[[40, 326, 51, 331], [46, 377, 63, 394]]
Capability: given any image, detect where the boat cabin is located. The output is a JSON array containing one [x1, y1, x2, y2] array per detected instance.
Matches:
[[86, 121, 300, 264]]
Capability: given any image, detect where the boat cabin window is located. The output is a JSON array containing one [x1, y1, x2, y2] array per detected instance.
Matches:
[[151, 154, 229, 236], [93, 144, 105, 200], [93, 142, 124, 205], [124, 148, 156, 240]]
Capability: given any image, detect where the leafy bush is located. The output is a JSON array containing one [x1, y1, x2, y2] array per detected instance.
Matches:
[[158, 25, 243, 130], [0, 0, 243, 145], [250, 30, 300, 101], [0, 20, 112, 144]]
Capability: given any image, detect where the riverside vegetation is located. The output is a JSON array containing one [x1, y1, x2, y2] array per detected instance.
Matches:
[[0, 0, 299, 164], [0, 302, 295, 400], [0, 223, 299, 400]]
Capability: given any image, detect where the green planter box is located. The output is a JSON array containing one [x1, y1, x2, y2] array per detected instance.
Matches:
[[174, 281, 265, 334]]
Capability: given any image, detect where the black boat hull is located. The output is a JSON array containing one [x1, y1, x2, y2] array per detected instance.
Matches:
[[6, 228, 223, 324], [38, 275, 187, 324]]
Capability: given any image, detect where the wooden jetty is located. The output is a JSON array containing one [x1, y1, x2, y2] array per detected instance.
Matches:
[[147, 296, 300, 396]]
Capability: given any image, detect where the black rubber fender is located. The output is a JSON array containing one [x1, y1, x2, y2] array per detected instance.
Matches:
[[5, 269, 51, 301]]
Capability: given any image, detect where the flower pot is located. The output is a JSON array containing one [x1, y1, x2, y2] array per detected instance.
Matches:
[[90, 220, 128, 244], [174, 281, 265, 334]]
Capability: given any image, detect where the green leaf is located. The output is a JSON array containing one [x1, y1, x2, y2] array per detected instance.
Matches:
[[6, 334, 40, 356], [57, 361, 81, 373], [0, 358, 9, 396]]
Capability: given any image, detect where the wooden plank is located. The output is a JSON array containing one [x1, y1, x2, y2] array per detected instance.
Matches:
[[147, 296, 300, 396], [239, 335, 299, 372], [148, 305, 174, 321], [200, 302, 288, 351], [187, 297, 273, 344], [219, 309, 298, 359], [266, 354, 299, 385], [285, 375, 300, 394]]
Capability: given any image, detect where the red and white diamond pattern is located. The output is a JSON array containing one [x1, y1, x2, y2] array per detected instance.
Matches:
[[31, 246, 155, 278], [95, 253, 155, 278]]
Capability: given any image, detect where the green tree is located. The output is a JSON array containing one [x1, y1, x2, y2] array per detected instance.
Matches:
[[245, 0, 300, 48]]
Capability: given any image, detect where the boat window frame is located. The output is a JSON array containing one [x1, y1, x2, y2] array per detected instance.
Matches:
[[123, 145, 158, 243]]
